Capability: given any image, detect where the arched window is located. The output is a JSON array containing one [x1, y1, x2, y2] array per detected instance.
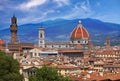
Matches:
[[59, 45, 61, 48], [40, 33, 42, 38], [40, 41, 42, 43], [72, 41, 74, 43], [78, 41, 80, 43], [34, 53, 37, 56], [66, 45, 68, 48], [52, 45, 54, 48]]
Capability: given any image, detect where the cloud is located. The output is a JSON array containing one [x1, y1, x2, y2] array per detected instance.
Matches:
[[96, 2, 101, 7], [18, 0, 47, 10], [0, 5, 4, 10], [19, 10, 55, 24], [60, 0, 92, 19], [31, 10, 55, 22], [0, 0, 8, 4], [80, 0, 91, 13], [53, 0, 70, 7], [0, 0, 9, 11]]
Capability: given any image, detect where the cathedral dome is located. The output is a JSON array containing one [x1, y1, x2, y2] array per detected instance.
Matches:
[[0, 39, 5, 45], [70, 21, 89, 39]]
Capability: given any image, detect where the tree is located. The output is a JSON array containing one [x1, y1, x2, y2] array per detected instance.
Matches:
[[29, 75, 37, 81], [62, 77, 73, 81], [29, 65, 73, 81], [0, 51, 23, 81]]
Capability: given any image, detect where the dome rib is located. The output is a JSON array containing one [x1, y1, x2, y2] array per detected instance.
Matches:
[[70, 21, 89, 39]]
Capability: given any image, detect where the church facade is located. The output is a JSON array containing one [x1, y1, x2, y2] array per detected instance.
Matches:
[[38, 21, 92, 50]]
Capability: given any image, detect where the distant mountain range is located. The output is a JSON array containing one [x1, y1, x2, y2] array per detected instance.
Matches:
[[0, 18, 120, 46]]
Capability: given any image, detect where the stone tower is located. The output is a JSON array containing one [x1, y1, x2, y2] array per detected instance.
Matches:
[[38, 27, 45, 48], [88, 37, 92, 50], [106, 37, 110, 50], [10, 15, 18, 43]]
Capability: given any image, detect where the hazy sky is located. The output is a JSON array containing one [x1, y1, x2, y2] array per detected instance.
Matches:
[[0, 0, 120, 29]]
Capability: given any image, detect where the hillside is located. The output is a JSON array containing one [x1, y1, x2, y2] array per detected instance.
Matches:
[[0, 18, 120, 46]]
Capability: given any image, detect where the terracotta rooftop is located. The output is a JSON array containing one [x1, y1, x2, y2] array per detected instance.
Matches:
[[70, 21, 89, 39], [45, 42, 70, 45], [57, 65, 77, 69], [0, 39, 5, 45], [58, 49, 84, 53]]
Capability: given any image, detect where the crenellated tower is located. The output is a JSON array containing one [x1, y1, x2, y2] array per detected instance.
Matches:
[[10, 15, 18, 43]]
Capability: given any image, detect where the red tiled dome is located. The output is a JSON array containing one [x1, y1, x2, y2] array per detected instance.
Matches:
[[70, 21, 89, 39], [0, 40, 5, 45]]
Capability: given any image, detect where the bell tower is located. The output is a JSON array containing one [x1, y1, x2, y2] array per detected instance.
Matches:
[[106, 37, 110, 50], [88, 37, 92, 50], [38, 27, 45, 48], [10, 15, 18, 43]]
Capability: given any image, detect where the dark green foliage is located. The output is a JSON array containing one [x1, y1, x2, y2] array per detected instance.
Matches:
[[29, 75, 37, 81], [29, 65, 73, 81], [62, 77, 73, 81], [0, 51, 23, 81]]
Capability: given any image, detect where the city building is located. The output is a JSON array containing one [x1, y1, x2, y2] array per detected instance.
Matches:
[[29, 47, 58, 57], [4, 16, 120, 81]]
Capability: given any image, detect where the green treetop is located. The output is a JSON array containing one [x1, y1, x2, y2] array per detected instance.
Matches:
[[0, 51, 23, 81], [29, 65, 73, 81]]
